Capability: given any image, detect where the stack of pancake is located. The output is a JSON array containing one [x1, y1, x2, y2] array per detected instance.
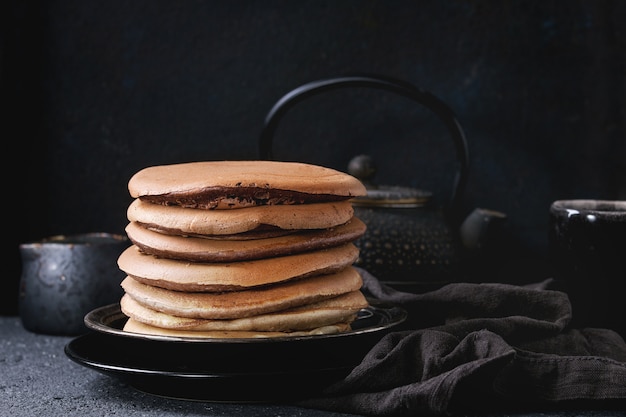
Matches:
[[117, 160, 370, 338]]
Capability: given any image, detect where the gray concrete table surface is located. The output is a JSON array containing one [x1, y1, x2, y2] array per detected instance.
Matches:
[[2, 316, 625, 417], [0, 317, 358, 417]]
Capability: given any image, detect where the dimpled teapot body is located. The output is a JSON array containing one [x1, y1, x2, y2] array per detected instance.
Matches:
[[346, 153, 464, 293], [353, 204, 460, 290]]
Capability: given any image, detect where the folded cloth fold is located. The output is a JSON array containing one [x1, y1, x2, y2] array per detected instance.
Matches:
[[297, 268, 626, 416]]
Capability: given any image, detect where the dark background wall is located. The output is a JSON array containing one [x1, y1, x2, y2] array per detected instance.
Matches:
[[3, 0, 625, 314]]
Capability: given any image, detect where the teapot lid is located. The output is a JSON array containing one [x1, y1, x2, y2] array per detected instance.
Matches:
[[348, 155, 432, 208]]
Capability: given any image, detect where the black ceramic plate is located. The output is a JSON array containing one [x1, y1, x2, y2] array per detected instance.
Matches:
[[65, 302, 407, 402], [83, 301, 405, 344]]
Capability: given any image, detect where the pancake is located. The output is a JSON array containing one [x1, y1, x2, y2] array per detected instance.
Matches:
[[117, 243, 360, 292], [125, 217, 366, 262], [120, 266, 363, 319], [128, 160, 367, 209], [126, 199, 356, 237], [123, 317, 352, 338], [120, 290, 367, 332], [118, 160, 369, 339]]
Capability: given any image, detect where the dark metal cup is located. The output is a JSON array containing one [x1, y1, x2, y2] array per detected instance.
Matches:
[[19, 233, 129, 335], [549, 200, 626, 337]]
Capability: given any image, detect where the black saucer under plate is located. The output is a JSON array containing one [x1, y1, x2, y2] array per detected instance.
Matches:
[[65, 302, 407, 402]]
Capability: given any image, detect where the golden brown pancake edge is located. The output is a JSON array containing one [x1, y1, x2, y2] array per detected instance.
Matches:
[[120, 266, 364, 319], [120, 291, 367, 332], [126, 199, 356, 235], [117, 243, 360, 291], [125, 217, 366, 262]]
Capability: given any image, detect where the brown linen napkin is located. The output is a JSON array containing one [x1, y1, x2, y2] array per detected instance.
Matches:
[[297, 268, 626, 416]]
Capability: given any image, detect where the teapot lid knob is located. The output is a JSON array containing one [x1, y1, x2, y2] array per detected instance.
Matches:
[[348, 154, 377, 183]]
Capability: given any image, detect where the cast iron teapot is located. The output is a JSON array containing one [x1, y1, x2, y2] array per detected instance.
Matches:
[[259, 74, 506, 293]]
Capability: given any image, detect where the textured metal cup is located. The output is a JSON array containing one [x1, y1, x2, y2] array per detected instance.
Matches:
[[19, 233, 129, 335], [549, 200, 626, 337]]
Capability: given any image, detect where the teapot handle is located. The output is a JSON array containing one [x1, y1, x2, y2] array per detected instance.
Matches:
[[259, 74, 469, 216]]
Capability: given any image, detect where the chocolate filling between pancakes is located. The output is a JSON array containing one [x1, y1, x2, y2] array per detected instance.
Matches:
[[140, 187, 352, 210]]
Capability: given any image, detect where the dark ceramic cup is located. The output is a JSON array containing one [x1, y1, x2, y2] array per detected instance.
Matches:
[[548, 200, 626, 337], [19, 233, 129, 335]]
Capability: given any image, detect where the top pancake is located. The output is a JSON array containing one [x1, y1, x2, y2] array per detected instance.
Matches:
[[128, 160, 367, 209]]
